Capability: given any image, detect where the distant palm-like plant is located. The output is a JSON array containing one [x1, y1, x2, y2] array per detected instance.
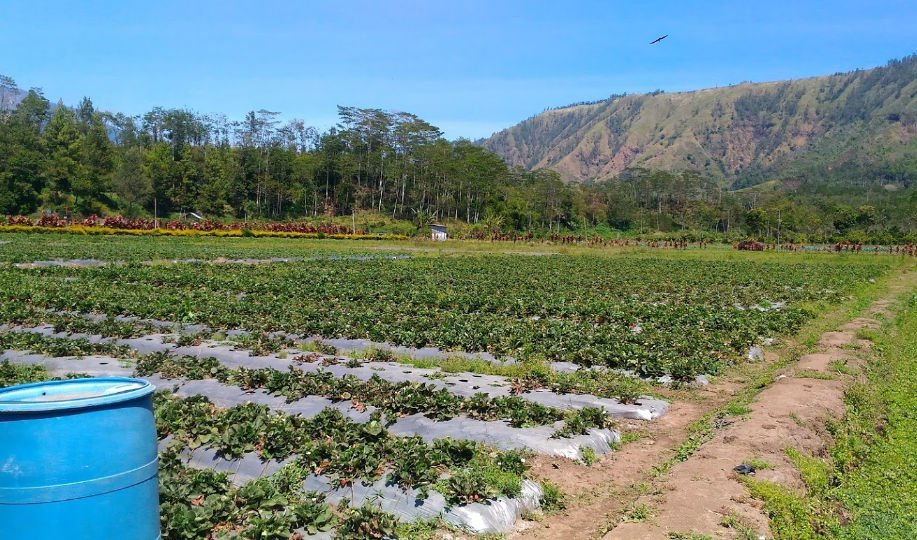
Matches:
[[482, 210, 504, 234], [412, 207, 435, 234]]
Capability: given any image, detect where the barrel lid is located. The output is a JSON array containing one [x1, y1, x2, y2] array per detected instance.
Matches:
[[0, 377, 154, 413]]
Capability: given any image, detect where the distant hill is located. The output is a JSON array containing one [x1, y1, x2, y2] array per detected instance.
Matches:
[[481, 55, 917, 187], [0, 75, 26, 111]]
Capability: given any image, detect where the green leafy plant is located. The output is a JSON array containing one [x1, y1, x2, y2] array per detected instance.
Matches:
[[335, 504, 399, 540], [579, 446, 598, 466], [539, 481, 567, 513]]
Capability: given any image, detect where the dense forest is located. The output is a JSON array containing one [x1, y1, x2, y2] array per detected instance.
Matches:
[[0, 73, 914, 242]]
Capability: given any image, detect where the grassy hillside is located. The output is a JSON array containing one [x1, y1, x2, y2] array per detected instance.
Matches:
[[482, 55, 917, 186]]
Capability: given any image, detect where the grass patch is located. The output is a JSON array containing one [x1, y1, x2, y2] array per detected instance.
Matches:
[[395, 517, 452, 539], [394, 354, 539, 377], [853, 327, 875, 341], [668, 533, 713, 540], [828, 290, 917, 539], [794, 369, 836, 380], [743, 478, 835, 539], [298, 340, 339, 355], [785, 447, 831, 497], [725, 402, 752, 415], [744, 457, 773, 470]]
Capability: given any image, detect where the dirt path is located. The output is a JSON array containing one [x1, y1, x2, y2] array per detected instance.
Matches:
[[506, 363, 757, 539], [514, 400, 714, 539], [509, 268, 914, 540]]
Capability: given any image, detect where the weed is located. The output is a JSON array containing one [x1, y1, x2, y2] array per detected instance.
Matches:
[[631, 481, 652, 495], [719, 511, 761, 540], [580, 446, 598, 466], [361, 347, 396, 362], [620, 431, 643, 445], [336, 504, 399, 539], [345, 357, 363, 368], [827, 359, 855, 375], [539, 481, 567, 513], [623, 502, 653, 522]]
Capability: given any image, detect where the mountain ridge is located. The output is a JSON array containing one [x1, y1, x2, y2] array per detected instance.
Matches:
[[480, 55, 917, 186]]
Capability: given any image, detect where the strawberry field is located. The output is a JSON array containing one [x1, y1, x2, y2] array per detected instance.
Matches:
[[0, 250, 892, 377], [0, 234, 896, 538], [0, 232, 402, 263]]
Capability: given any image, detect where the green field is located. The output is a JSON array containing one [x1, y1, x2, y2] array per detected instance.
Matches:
[[0, 233, 909, 539], [0, 235, 895, 378]]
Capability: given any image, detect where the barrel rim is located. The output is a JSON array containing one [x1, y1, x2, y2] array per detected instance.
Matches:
[[0, 377, 154, 413]]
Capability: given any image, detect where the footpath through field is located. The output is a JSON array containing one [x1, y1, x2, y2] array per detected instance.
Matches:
[[511, 263, 916, 540]]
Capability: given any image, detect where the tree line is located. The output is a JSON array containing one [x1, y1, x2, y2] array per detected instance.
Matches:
[[0, 78, 913, 242]]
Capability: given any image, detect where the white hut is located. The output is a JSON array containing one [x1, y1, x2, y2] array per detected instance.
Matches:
[[431, 224, 448, 241]]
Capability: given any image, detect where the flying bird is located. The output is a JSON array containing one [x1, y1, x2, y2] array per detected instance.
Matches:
[[649, 34, 668, 45]]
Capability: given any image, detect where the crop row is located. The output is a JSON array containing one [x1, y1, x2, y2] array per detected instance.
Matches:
[[0, 328, 615, 434], [136, 353, 614, 436], [0, 255, 891, 376], [154, 392, 530, 503], [0, 331, 131, 358], [0, 313, 652, 405], [0, 361, 528, 539]]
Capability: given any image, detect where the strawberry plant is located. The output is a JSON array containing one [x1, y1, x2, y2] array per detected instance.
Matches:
[[0, 332, 130, 358], [444, 467, 491, 505], [0, 253, 890, 378], [158, 445, 338, 540], [335, 504, 399, 540], [0, 360, 49, 387]]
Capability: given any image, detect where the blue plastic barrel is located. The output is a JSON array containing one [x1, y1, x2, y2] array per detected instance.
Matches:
[[0, 377, 159, 540]]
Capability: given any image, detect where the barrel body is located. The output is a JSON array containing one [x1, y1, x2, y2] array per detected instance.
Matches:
[[0, 378, 159, 540]]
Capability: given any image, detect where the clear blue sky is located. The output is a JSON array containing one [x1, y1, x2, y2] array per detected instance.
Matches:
[[1, 0, 914, 139]]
